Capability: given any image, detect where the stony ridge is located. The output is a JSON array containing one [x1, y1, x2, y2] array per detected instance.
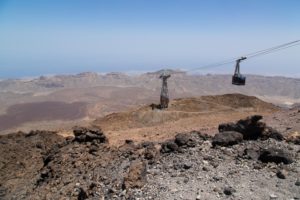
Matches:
[[0, 114, 299, 200]]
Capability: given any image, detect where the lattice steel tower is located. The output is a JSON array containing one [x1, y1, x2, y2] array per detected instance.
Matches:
[[159, 71, 171, 109]]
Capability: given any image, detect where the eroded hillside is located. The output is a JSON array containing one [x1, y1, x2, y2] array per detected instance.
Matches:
[[0, 71, 300, 134], [93, 94, 278, 146], [0, 112, 299, 200]]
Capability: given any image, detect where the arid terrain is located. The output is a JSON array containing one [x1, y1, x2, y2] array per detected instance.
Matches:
[[0, 93, 299, 200], [0, 71, 300, 200], [0, 70, 300, 134], [1, 0, 299, 198], [92, 93, 278, 146]]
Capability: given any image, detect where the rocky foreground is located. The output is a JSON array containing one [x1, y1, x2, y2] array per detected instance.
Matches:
[[0, 116, 300, 200]]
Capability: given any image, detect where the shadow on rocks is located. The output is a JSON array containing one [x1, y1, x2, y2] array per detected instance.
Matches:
[[218, 115, 283, 141]]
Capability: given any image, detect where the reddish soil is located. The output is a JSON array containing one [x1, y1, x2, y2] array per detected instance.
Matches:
[[93, 94, 279, 146], [0, 101, 87, 131]]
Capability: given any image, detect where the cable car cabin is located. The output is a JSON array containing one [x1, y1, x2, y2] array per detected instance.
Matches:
[[232, 74, 246, 85], [232, 57, 247, 86]]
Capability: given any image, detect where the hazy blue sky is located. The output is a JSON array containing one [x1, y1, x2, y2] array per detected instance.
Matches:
[[0, 0, 299, 78]]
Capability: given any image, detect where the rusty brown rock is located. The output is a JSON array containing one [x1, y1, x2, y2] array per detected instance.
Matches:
[[123, 161, 147, 189]]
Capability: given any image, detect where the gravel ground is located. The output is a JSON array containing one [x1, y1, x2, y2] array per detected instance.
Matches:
[[136, 136, 300, 200], [0, 112, 299, 200]]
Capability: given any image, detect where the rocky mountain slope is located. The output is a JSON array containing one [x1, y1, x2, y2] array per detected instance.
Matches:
[[0, 112, 299, 200]]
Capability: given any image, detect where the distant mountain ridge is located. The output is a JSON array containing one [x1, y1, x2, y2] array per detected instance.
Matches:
[[0, 70, 299, 134], [1, 70, 300, 100]]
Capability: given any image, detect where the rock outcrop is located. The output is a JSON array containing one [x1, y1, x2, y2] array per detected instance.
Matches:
[[213, 115, 284, 147], [73, 126, 108, 143], [258, 147, 293, 164], [212, 131, 243, 147], [0, 116, 299, 200]]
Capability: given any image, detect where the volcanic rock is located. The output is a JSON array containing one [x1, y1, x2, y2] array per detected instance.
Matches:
[[219, 115, 283, 140], [258, 148, 293, 164], [261, 127, 284, 141], [276, 170, 288, 179], [160, 141, 179, 153], [223, 186, 236, 195], [219, 115, 265, 139], [73, 127, 107, 143], [218, 122, 241, 133], [175, 133, 196, 147], [212, 131, 243, 147]]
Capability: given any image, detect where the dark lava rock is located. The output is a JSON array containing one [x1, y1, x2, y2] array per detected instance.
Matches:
[[223, 186, 236, 195], [276, 170, 287, 179], [212, 131, 243, 147], [123, 161, 147, 189], [219, 122, 241, 133], [261, 127, 284, 141], [73, 127, 107, 143], [219, 115, 268, 140], [175, 133, 196, 147], [295, 179, 300, 186], [77, 187, 88, 200], [183, 162, 192, 170], [125, 139, 134, 144], [258, 148, 293, 164], [160, 141, 179, 153], [219, 115, 284, 141]]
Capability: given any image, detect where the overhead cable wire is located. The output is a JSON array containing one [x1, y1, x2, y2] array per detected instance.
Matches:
[[247, 42, 300, 59], [188, 40, 300, 72], [244, 40, 300, 58]]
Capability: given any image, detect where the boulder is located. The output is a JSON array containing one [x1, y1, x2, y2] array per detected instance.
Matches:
[[258, 148, 293, 164], [219, 115, 283, 140], [219, 122, 241, 133], [175, 133, 196, 147], [235, 115, 264, 140], [160, 141, 179, 153], [73, 127, 107, 143], [212, 131, 243, 147]]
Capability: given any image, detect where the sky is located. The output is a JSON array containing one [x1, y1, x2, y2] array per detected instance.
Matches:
[[0, 0, 299, 78]]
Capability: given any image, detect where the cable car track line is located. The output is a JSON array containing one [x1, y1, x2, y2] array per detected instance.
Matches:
[[189, 40, 300, 72]]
